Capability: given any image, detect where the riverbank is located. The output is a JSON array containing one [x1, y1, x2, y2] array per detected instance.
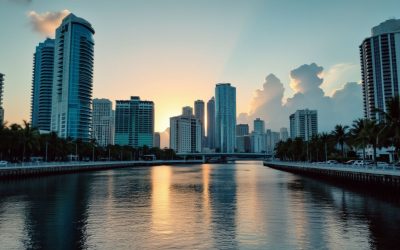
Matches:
[[264, 161, 400, 188], [0, 160, 203, 179]]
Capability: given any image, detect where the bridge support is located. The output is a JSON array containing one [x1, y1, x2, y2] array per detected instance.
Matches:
[[202, 155, 206, 163]]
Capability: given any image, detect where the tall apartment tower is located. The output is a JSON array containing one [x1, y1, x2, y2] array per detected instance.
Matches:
[[236, 124, 249, 136], [215, 83, 236, 153], [51, 13, 95, 141], [92, 99, 114, 147], [207, 97, 215, 149], [253, 118, 265, 134], [280, 127, 289, 142], [194, 100, 205, 147], [114, 96, 154, 147], [170, 109, 201, 153], [31, 38, 55, 131], [360, 19, 400, 121], [0, 73, 4, 124], [289, 109, 318, 141]]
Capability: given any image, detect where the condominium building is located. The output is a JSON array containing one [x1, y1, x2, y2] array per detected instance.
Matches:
[[265, 130, 280, 155], [153, 132, 161, 148], [253, 118, 265, 134], [0, 73, 4, 124], [170, 109, 201, 153], [92, 98, 114, 147], [207, 97, 216, 149], [31, 38, 55, 131], [289, 109, 318, 141], [194, 100, 205, 147], [51, 13, 95, 141], [280, 127, 289, 142], [215, 83, 236, 153], [360, 19, 400, 121], [236, 124, 249, 136], [114, 96, 154, 147]]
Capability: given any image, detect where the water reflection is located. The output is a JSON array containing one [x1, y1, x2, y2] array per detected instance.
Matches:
[[0, 162, 400, 249]]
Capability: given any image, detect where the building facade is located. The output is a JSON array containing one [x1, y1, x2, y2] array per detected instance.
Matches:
[[207, 97, 215, 149], [31, 38, 55, 131], [360, 19, 400, 121], [153, 132, 161, 148], [236, 124, 249, 136], [194, 100, 205, 147], [253, 118, 265, 134], [289, 109, 318, 141], [114, 96, 154, 148], [170, 110, 201, 153], [51, 14, 95, 141], [0, 73, 4, 125], [92, 98, 114, 147], [280, 127, 289, 142], [265, 130, 280, 155], [215, 83, 236, 153]]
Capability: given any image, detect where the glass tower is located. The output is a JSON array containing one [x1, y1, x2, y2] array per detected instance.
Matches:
[[215, 83, 236, 153], [51, 13, 95, 141], [207, 97, 216, 149]]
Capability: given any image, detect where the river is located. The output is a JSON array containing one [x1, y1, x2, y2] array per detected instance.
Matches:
[[0, 161, 399, 249]]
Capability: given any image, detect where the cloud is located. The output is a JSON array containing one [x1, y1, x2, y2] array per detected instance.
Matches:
[[27, 9, 70, 37], [321, 63, 359, 95], [242, 63, 363, 132]]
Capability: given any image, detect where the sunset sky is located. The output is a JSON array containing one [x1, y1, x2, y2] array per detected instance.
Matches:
[[0, 0, 399, 132]]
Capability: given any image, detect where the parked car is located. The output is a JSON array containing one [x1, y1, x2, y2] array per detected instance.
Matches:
[[376, 161, 389, 167], [345, 160, 355, 165], [0, 161, 8, 167], [325, 160, 338, 165]]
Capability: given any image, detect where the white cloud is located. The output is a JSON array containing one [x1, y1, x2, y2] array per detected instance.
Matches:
[[320, 63, 359, 96], [27, 9, 70, 37]]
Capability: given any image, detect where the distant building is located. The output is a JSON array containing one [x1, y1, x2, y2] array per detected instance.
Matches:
[[236, 124, 249, 136], [170, 109, 201, 153], [92, 99, 114, 147], [289, 109, 318, 141], [236, 135, 251, 153], [153, 132, 161, 148], [280, 127, 289, 142], [215, 83, 236, 153], [251, 132, 265, 153], [0, 73, 4, 124], [253, 118, 265, 134], [360, 19, 400, 121], [207, 97, 216, 149], [265, 130, 280, 155], [114, 96, 154, 147], [194, 100, 205, 147], [31, 38, 55, 131], [182, 106, 193, 116], [51, 14, 95, 141]]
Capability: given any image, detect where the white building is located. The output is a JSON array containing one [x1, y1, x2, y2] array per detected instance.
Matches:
[[170, 109, 201, 153], [290, 109, 318, 141], [92, 98, 114, 147]]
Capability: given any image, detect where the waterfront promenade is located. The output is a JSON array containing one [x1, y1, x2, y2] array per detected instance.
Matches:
[[264, 161, 400, 188], [0, 160, 203, 178]]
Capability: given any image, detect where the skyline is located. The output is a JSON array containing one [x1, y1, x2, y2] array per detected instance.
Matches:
[[1, 0, 400, 132]]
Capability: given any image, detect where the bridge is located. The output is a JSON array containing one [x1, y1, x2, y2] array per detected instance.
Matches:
[[176, 152, 272, 163]]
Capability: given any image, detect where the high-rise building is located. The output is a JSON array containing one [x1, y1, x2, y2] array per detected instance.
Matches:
[[289, 109, 318, 141], [236, 124, 249, 136], [0, 73, 4, 124], [215, 83, 236, 153], [194, 100, 205, 147], [280, 127, 289, 142], [236, 135, 250, 153], [170, 109, 201, 153], [253, 118, 265, 134], [51, 13, 95, 141], [182, 106, 193, 116], [114, 96, 154, 147], [207, 97, 216, 149], [153, 132, 161, 148], [265, 130, 280, 155], [360, 19, 400, 121], [92, 99, 114, 147], [251, 132, 265, 153], [31, 38, 55, 131]]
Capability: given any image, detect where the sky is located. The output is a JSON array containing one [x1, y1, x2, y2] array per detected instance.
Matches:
[[0, 0, 399, 138]]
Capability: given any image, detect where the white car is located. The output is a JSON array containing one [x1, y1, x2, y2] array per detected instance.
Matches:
[[0, 161, 8, 167], [376, 161, 389, 167]]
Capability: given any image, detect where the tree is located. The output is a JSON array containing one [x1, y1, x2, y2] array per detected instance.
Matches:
[[331, 124, 349, 158]]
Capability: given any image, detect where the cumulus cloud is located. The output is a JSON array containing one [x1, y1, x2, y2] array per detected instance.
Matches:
[[27, 9, 70, 37], [242, 63, 363, 132]]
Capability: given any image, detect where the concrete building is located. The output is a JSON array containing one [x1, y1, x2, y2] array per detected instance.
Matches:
[[170, 109, 201, 153], [194, 100, 205, 148], [360, 19, 400, 121], [207, 97, 216, 149], [289, 109, 318, 141], [251, 132, 265, 153], [236, 124, 249, 136], [92, 98, 114, 147], [280, 127, 289, 142], [0, 73, 4, 124], [51, 14, 95, 141], [254, 118, 265, 134], [114, 96, 154, 148], [236, 135, 251, 153], [265, 130, 280, 155], [153, 132, 161, 148], [31, 38, 55, 131], [182, 106, 193, 116], [215, 83, 236, 153]]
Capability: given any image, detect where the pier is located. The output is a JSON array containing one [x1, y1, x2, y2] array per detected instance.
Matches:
[[264, 161, 400, 188], [0, 160, 202, 179]]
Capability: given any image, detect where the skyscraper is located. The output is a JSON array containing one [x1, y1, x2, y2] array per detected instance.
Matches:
[[253, 118, 265, 134], [360, 19, 400, 121], [51, 13, 95, 141], [153, 132, 161, 148], [280, 127, 289, 142], [170, 109, 201, 153], [289, 109, 318, 141], [215, 83, 236, 153], [92, 98, 114, 147], [114, 96, 154, 147], [194, 100, 205, 147], [182, 106, 193, 116], [236, 124, 249, 136], [207, 97, 215, 149], [31, 38, 55, 131], [0, 73, 4, 124]]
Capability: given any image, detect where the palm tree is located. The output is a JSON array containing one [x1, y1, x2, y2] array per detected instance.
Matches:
[[320, 132, 330, 162], [332, 124, 349, 158], [21, 120, 39, 161]]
